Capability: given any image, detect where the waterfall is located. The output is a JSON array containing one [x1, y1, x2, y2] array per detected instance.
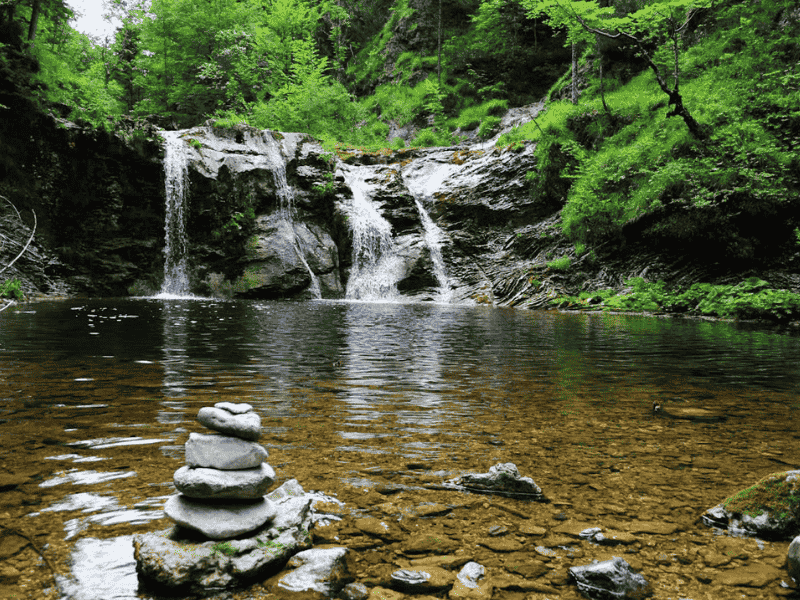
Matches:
[[339, 165, 403, 301], [402, 157, 457, 302], [158, 131, 192, 297], [263, 132, 321, 299]]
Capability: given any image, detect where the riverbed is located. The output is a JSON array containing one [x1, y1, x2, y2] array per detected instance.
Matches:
[[1, 298, 799, 599]]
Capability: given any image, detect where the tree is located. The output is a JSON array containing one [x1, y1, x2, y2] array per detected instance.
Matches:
[[526, 0, 711, 138]]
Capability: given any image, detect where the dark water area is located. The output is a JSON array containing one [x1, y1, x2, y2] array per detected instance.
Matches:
[[1, 299, 800, 600]]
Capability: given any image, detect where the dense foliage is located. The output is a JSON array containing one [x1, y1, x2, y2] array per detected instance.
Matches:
[[1, 0, 799, 310]]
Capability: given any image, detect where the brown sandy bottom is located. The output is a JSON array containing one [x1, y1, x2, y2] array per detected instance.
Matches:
[[1, 381, 799, 600]]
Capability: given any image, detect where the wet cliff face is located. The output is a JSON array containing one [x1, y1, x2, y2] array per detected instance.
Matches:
[[164, 124, 556, 304], [0, 113, 165, 297]]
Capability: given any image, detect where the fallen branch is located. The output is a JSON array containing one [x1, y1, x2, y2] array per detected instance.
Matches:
[[0, 300, 16, 312], [0, 524, 58, 579], [0, 195, 37, 276]]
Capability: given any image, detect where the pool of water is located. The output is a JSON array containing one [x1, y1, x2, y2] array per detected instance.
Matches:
[[1, 299, 799, 599]]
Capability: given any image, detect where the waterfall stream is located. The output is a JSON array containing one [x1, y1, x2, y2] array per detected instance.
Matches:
[[339, 165, 403, 301], [158, 131, 192, 297], [264, 132, 322, 299]]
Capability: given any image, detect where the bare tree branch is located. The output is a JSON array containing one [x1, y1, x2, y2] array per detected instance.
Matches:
[[0, 195, 37, 276]]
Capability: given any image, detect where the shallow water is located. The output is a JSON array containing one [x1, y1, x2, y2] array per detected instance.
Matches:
[[1, 299, 799, 599]]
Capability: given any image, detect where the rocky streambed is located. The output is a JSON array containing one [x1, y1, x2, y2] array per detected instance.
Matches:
[[2, 378, 799, 600]]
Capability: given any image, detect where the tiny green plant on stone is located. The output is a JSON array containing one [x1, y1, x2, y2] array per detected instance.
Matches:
[[211, 541, 237, 556]]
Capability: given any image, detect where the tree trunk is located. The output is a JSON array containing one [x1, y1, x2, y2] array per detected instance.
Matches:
[[571, 42, 577, 104], [437, 0, 442, 85], [27, 0, 41, 43]]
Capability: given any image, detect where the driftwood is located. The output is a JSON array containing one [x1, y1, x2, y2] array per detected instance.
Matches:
[[0, 195, 37, 277]]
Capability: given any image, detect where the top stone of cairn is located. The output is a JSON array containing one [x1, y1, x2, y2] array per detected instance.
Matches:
[[198, 403, 261, 441]]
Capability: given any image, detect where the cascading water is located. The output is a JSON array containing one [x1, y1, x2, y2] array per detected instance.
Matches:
[[339, 165, 404, 301], [263, 132, 321, 298], [158, 131, 192, 297], [402, 156, 458, 302]]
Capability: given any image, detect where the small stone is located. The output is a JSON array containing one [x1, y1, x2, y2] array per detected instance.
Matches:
[[198, 406, 261, 440], [215, 402, 253, 414], [391, 567, 454, 593], [488, 525, 510, 536], [457, 562, 485, 588], [449, 562, 492, 600], [354, 517, 399, 540], [443, 463, 544, 500], [277, 547, 355, 595], [174, 464, 275, 499], [568, 556, 651, 599], [185, 432, 268, 470], [164, 494, 276, 539], [402, 533, 458, 554], [519, 521, 547, 536], [368, 587, 406, 600], [789, 535, 800, 582], [341, 582, 370, 600], [478, 537, 523, 552]]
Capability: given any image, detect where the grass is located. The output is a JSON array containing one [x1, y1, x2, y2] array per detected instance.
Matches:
[[721, 471, 800, 523], [549, 277, 800, 322]]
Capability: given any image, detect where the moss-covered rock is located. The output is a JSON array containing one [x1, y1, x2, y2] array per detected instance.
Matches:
[[701, 470, 800, 540]]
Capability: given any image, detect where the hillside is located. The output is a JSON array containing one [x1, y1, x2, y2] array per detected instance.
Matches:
[[1, 0, 799, 318]]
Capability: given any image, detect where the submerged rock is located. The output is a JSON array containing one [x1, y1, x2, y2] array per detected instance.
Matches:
[[701, 470, 800, 539], [442, 462, 545, 500], [134, 480, 332, 595], [568, 556, 652, 599]]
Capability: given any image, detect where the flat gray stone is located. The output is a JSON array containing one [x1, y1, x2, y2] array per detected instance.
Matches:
[[163, 494, 276, 539], [173, 464, 275, 499], [185, 432, 268, 470], [277, 547, 355, 595], [198, 406, 261, 440], [214, 401, 253, 414]]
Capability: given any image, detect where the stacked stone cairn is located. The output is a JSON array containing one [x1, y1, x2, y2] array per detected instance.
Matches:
[[164, 401, 277, 539]]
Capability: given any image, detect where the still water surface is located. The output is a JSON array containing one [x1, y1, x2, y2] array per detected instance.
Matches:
[[1, 299, 800, 599]]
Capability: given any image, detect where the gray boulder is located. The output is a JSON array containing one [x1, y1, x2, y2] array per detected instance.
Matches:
[[701, 470, 800, 539], [442, 462, 545, 500], [788, 534, 800, 582], [198, 406, 261, 440], [135, 480, 336, 595], [276, 547, 355, 595], [163, 494, 276, 539], [173, 463, 275, 499], [568, 557, 651, 599], [185, 432, 268, 470]]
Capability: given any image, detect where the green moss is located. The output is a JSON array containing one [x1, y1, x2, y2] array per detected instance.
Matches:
[[721, 471, 800, 522], [546, 256, 571, 271], [211, 541, 237, 556]]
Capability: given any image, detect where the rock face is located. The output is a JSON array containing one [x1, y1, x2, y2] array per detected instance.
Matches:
[[568, 557, 652, 599], [701, 470, 800, 539], [135, 480, 340, 595], [442, 462, 545, 500]]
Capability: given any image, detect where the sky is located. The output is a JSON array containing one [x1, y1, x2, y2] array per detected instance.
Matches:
[[67, 0, 120, 40]]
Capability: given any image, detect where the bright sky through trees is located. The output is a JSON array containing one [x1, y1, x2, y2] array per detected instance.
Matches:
[[68, 0, 119, 39]]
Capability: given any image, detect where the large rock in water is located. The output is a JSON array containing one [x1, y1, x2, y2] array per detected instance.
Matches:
[[701, 470, 800, 539], [173, 463, 275, 499], [185, 432, 268, 470], [442, 463, 545, 500], [568, 557, 652, 599], [135, 480, 341, 595], [163, 494, 277, 539]]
